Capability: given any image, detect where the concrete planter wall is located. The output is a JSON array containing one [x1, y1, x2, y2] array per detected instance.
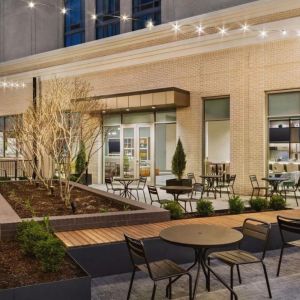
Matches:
[[0, 255, 91, 300], [0, 182, 169, 240]]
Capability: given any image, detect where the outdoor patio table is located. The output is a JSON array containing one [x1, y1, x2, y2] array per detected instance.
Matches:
[[261, 177, 286, 195], [160, 224, 243, 300], [114, 177, 138, 199], [199, 175, 222, 199], [160, 185, 192, 211]]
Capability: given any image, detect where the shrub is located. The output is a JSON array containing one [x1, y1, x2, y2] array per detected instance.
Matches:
[[197, 199, 214, 217], [269, 195, 286, 210], [34, 237, 65, 272], [17, 220, 49, 255], [228, 196, 245, 214], [249, 197, 269, 212], [164, 202, 183, 219]]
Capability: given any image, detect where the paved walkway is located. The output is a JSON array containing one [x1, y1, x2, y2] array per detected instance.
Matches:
[[92, 247, 300, 300], [90, 184, 300, 212]]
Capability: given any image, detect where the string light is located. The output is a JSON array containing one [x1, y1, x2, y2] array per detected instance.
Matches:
[[241, 23, 250, 32], [172, 22, 181, 33], [259, 30, 268, 38], [120, 14, 129, 22], [219, 26, 228, 37], [28, 1, 35, 8], [61, 7, 67, 14], [196, 24, 205, 36], [281, 29, 287, 36], [146, 19, 154, 30], [0, 80, 26, 90], [91, 14, 97, 20]]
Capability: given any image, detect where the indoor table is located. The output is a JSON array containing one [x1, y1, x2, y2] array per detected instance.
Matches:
[[160, 224, 243, 299]]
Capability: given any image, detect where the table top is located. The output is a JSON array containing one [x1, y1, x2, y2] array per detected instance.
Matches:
[[114, 177, 138, 182], [200, 175, 222, 179], [262, 177, 286, 182], [160, 224, 243, 248], [160, 186, 192, 192]]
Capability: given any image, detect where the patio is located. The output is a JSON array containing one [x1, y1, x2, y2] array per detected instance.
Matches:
[[92, 247, 300, 300]]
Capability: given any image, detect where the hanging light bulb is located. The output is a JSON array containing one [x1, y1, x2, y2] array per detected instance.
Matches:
[[28, 1, 35, 8], [196, 24, 205, 36], [172, 22, 181, 33], [91, 14, 97, 20], [218, 26, 228, 37], [259, 30, 268, 38], [241, 23, 250, 33], [121, 14, 129, 22], [281, 29, 287, 36], [61, 7, 67, 14]]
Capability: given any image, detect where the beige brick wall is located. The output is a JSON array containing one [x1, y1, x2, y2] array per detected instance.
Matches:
[[79, 38, 300, 194]]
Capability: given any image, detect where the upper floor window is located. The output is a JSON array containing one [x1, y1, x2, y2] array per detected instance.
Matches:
[[64, 0, 85, 47], [132, 0, 161, 31], [96, 0, 120, 39]]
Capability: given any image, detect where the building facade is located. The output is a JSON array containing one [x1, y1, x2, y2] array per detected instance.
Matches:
[[1, 0, 300, 195], [0, 0, 256, 61]]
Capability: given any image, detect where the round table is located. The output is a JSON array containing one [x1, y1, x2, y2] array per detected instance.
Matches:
[[114, 178, 138, 199], [199, 175, 222, 199], [160, 224, 243, 299], [262, 177, 286, 195]]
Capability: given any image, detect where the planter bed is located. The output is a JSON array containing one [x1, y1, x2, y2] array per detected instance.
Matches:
[[0, 241, 91, 300], [0, 181, 169, 240]]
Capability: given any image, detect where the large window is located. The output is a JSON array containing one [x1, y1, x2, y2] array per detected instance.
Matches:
[[132, 0, 161, 31], [96, 0, 120, 39], [64, 0, 85, 47], [204, 97, 230, 175], [0, 116, 18, 158]]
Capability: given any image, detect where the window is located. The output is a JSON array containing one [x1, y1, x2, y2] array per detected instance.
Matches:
[[96, 0, 120, 39], [0, 116, 18, 158], [132, 0, 161, 31], [64, 0, 85, 47], [269, 92, 300, 117]]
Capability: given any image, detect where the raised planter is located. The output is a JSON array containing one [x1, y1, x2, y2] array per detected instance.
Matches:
[[0, 254, 91, 300], [166, 178, 192, 186], [0, 181, 170, 240]]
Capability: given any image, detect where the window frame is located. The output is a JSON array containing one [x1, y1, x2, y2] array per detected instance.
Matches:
[[0, 115, 19, 158]]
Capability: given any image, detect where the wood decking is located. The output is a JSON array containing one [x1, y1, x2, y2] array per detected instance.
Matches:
[[55, 209, 300, 248]]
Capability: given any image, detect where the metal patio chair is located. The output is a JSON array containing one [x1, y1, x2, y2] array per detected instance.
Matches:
[[277, 215, 300, 276], [216, 174, 236, 199], [129, 176, 147, 202], [148, 185, 171, 207], [279, 177, 300, 207], [125, 234, 192, 300], [178, 183, 204, 212], [249, 175, 268, 199], [105, 177, 123, 194], [208, 218, 272, 300]]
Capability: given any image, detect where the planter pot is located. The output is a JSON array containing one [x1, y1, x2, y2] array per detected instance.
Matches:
[[166, 178, 192, 187], [0, 255, 91, 300]]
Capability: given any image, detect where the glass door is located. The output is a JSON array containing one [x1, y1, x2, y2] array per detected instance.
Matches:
[[121, 124, 154, 182]]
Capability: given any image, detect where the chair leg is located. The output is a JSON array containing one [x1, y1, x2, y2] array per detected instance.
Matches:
[[168, 278, 172, 299], [251, 189, 254, 200], [151, 283, 157, 300], [230, 266, 234, 300], [294, 191, 299, 206], [207, 257, 211, 292], [127, 269, 136, 300], [187, 273, 193, 300], [189, 201, 193, 212], [277, 245, 285, 277], [143, 190, 146, 203], [236, 265, 242, 284], [136, 190, 139, 201], [262, 262, 272, 298]]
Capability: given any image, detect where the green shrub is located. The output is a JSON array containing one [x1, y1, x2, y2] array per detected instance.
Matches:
[[249, 197, 269, 212], [228, 196, 245, 214], [269, 195, 286, 210], [0, 176, 11, 181], [69, 174, 79, 182], [17, 220, 49, 255], [196, 199, 214, 217], [34, 237, 65, 272], [164, 202, 183, 219]]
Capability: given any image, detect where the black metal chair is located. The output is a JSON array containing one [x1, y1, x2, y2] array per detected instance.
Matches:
[[125, 234, 192, 300], [105, 177, 123, 194], [178, 183, 204, 212], [279, 177, 300, 206], [129, 177, 147, 202], [217, 174, 236, 199], [277, 215, 300, 276], [148, 185, 171, 207], [249, 175, 268, 199], [208, 218, 272, 300]]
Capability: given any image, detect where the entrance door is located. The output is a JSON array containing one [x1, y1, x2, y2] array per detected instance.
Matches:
[[121, 124, 154, 182]]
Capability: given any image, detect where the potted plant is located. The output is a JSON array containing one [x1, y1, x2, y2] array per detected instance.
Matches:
[[166, 139, 191, 186]]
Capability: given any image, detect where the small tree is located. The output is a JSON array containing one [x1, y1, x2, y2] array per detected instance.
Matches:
[[75, 141, 86, 175], [172, 138, 186, 180]]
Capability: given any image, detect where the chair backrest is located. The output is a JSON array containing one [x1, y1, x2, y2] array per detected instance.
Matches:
[[249, 175, 259, 188], [105, 177, 113, 190], [242, 218, 271, 259], [148, 185, 159, 202], [124, 234, 153, 277], [229, 175, 236, 185], [138, 176, 147, 189], [193, 182, 203, 193], [187, 172, 196, 183], [277, 215, 300, 243]]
